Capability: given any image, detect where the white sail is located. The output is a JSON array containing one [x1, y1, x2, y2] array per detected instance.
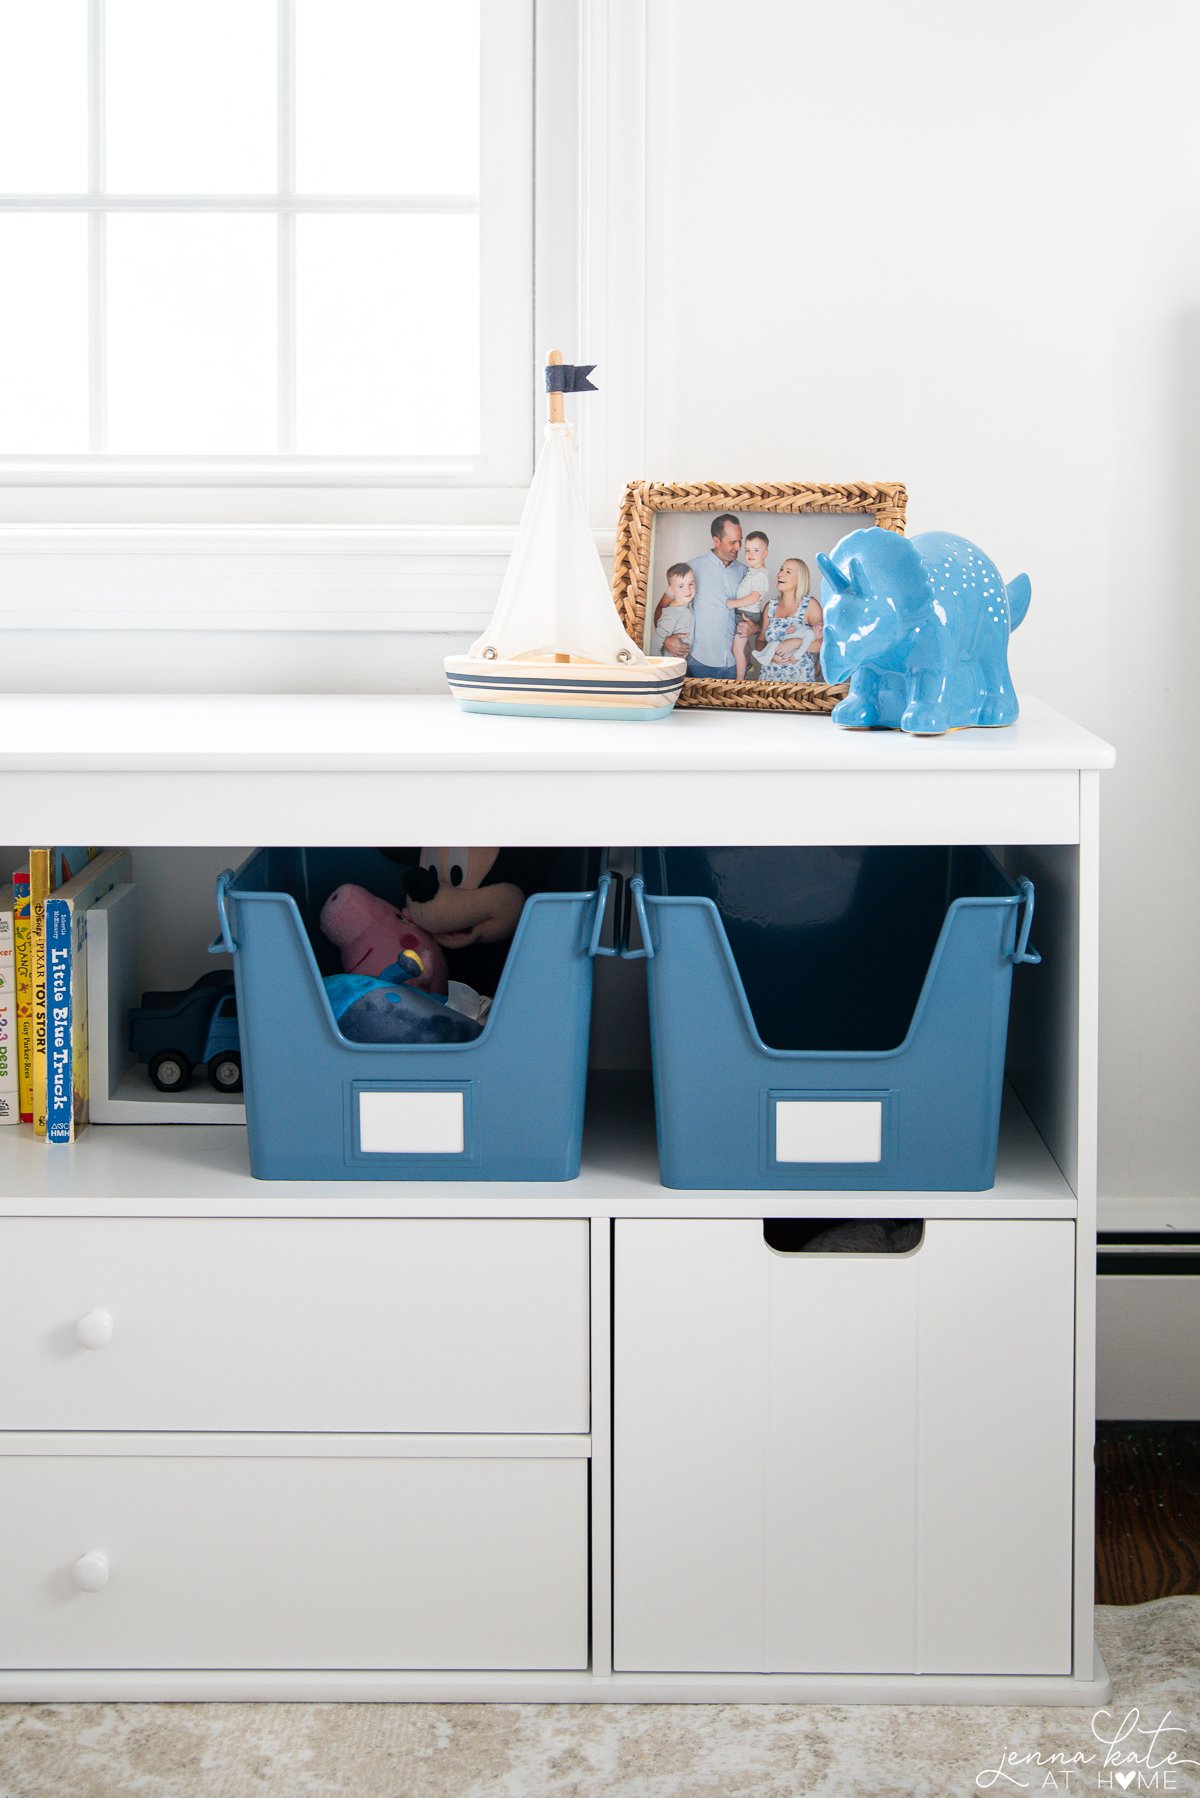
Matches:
[[470, 423, 647, 665]]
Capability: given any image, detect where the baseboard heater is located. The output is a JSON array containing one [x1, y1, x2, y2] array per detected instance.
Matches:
[[1097, 1233, 1200, 1421]]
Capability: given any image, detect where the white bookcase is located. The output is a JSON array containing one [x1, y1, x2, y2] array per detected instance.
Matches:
[[0, 694, 1115, 1704]]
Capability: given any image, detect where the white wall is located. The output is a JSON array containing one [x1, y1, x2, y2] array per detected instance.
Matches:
[[7, 2, 1197, 1210], [624, 0, 1199, 1210]]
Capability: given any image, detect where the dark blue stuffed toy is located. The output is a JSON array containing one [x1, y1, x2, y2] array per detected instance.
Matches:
[[324, 968, 482, 1045]]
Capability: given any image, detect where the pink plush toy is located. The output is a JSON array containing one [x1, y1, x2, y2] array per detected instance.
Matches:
[[319, 884, 448, 995]]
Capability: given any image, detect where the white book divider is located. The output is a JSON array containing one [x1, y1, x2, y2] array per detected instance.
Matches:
[[86, 884, 246, 1125]]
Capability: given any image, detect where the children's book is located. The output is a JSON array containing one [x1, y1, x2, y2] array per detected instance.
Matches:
[[13, 870, 32, 1121], [31, 848, 97, 1138], [0, 883, 16, 1124], [46, 849, 131, 1145]]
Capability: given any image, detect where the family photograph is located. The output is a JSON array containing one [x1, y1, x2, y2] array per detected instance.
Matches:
[[645, 509, 867, 683]]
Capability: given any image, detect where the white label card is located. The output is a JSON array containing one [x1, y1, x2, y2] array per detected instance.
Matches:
[[359, 1091, 465, 1155], [775, 1099, 883, 1164]]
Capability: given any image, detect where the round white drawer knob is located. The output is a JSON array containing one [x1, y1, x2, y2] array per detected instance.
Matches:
[[72, 1551, 109, 1592], [76, 1309, 113, 1349]]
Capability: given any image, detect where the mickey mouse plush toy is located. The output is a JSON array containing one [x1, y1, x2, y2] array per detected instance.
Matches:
[[381, 848, 561, 993]]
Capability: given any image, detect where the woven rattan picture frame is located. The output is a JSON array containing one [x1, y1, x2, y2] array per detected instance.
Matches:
[[612, 481, 908, 713]]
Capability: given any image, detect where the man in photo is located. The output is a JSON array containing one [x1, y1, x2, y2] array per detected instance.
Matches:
[[662, 513, 752, 678]]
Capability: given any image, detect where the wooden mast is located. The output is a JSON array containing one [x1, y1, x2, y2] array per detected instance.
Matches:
[[547, 347, 565, 425], [548, 350, 569, 660]]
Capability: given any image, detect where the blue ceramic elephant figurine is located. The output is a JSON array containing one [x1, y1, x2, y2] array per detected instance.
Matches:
[[817, 528, 1031, 735]]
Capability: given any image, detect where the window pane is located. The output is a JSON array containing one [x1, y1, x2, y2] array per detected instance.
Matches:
[[0, 0, 88, 192], [0, 215, 89, 452], [105, 0, 276, 193], [296, 214, 478, 455], [106, 214, 276, 452], [295, 0, 478, 195]]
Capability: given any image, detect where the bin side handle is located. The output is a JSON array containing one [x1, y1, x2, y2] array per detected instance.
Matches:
[[620, 875, 656, 961], [209, 868, 238, 956], [1012, 877, 1041, 965], [587, 871, 618, 958]]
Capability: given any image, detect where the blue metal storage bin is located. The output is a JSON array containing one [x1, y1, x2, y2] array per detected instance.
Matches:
[[628, 846, 1039, 1192], [213, 847, 610, 1181]]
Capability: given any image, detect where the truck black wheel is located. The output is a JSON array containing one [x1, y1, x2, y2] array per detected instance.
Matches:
[[149, 1050, 190, 1092], [208, 1052, 243, 1094]]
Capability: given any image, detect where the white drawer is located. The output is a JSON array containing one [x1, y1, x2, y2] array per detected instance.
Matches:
[[614, 1218, 1076, 1676], [0, 1219, 589, 1433], [0, 1439, 588, 1670]]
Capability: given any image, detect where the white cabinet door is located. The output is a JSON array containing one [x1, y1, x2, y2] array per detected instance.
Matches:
[[613, 1218, 1075, 1675], [0, 1447, 588, 1670], [0, 1218, 589, 1433]]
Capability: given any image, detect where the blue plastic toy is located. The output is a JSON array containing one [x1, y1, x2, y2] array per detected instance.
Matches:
[[817, 528, 1031, 735], [129, 970, 243, 1093]]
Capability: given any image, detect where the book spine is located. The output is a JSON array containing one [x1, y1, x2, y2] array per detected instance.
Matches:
[[42, 852, 130, 1145], [46, 897, 74, 1144], [31, 848, 50, 1138], [0, 895, 16, 1124], [13, 873, 32, 1122]]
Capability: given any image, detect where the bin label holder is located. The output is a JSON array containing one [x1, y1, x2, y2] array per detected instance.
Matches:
[[766, 1087, 897, 1169], [347, 1080, 478, 1167]]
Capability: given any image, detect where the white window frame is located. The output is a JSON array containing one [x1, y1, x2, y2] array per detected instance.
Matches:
[[0, 0, 647, 633], [0, 0, 533, 492]]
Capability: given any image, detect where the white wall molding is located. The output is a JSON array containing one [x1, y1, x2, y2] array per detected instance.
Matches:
[[535, 0, 649, 524], [1098, 1196, 1200, 1234], [580, 0, 649, 522], [0, 525, 617, 633]]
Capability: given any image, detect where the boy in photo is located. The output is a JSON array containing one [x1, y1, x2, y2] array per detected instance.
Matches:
[[650, 562, 697, 657], [727, 529, 771, 679]]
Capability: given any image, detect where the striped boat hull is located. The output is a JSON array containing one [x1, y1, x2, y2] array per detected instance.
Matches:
[[444, 655, 686, 721]]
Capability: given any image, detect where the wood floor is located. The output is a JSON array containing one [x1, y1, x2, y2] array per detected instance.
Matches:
[[1095, 1424, 1200, 1603]]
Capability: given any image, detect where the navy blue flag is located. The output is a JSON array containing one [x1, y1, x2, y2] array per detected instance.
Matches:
[[545, 363, 598, 394]]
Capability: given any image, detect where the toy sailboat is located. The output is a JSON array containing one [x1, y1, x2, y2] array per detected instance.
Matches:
[[445, 352, 686, 721]]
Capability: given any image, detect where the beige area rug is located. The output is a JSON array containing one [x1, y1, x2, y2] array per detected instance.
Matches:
[[0, 1601, 1198, 1798]]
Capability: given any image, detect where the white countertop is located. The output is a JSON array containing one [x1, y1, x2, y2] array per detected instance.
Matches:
[[0, 693, 1115, 775]]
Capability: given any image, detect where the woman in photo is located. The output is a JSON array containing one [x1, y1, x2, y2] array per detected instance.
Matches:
[[753, 557, 824, 681]]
